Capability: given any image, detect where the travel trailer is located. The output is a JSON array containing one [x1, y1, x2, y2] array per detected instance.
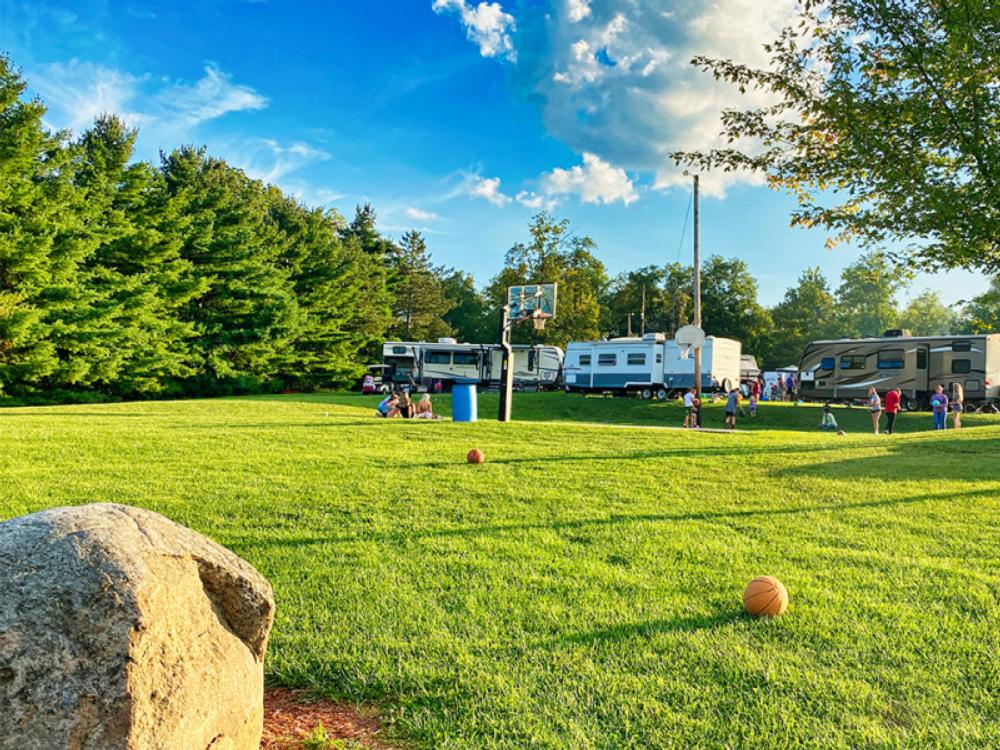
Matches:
[[381, 339, 563, 391], [563, 334, 742, 398], [797, 332, 1000, 408]]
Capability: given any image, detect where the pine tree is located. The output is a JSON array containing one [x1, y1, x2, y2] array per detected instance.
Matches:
[[390, 230, 453, 340], [161, 147, 300, 391]]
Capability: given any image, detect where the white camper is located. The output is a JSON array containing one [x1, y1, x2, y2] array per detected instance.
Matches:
[[382, 339, 563, 391], [563, 334, 742, 398]]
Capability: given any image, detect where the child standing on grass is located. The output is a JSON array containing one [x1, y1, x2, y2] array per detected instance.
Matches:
[[693, 393, 702, 429], [725, 388, 741, 430], [930, 385, 949, 430], [952, 383, 964, 429]]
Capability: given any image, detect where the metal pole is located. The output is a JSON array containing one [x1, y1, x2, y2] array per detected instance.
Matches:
[[693, 174, 702, 395], [498, 305, 513, 422]]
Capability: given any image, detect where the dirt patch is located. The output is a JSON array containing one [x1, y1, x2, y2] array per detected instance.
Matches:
[[261, 688, 395, 749]]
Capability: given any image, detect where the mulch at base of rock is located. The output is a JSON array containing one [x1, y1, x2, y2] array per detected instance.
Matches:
[[262, 688, 395, 749]]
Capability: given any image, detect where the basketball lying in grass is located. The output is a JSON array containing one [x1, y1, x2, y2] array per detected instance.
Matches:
[[467, 448, 485, 464], [743, 575, 789, 617]]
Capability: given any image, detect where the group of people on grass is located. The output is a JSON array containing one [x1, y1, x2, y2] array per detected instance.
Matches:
[[682, 386, 746, 431], [375, 391, 440, 419], [863, 383, 962, 434]]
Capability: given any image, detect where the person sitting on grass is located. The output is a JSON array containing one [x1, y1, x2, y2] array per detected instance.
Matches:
[[819, 403, 838, 431], [415, 394, 440, 419], [398, 391, 416, 419], [725, 388, 741, 430], [376, 393, 400, 418]]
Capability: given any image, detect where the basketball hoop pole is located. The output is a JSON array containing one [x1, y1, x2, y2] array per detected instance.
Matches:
[[498, 303, 514, 422]]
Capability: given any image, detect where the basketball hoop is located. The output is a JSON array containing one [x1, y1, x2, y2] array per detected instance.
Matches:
[[533, 317, 546, 332], [678, 343, 691, 360]]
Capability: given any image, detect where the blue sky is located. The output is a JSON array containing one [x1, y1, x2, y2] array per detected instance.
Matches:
[[0, 0, 986, 306]]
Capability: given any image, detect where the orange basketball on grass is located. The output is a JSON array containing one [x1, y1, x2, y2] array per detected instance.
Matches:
[[467, 448, 485, 464], [743, 576, 788, 617]]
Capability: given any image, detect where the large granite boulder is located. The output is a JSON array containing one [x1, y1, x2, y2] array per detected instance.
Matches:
[[0, 503, 275, 750]]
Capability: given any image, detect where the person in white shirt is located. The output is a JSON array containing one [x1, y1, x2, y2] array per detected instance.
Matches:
[[682, 388, 695, 428]]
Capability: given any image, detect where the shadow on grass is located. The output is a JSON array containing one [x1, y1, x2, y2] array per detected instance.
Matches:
[[563, 610, 746, 646], [776, 433, 1000, 483], [257, 487, 996, 548]]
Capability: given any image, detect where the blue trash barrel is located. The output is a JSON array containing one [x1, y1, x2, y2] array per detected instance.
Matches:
[[452, 382, 478, 422]]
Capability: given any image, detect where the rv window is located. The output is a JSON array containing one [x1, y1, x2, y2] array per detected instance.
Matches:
[[627, 353, 646, 366], [877, 349, 905, 369], [952, 341, 972, 352], [951, 359, 971, 374], [965, 379, 980, 392], [452, 352, 477, 366], [840, 355, 867, 370], [391, 346, 407, 355], [579, 355, 591, 366], [916, 349, 927, 369], [425, 351, 451, 365], [598, 353, 617, 367], [819, 357, 835, 371], [656, 354, 662, 364]]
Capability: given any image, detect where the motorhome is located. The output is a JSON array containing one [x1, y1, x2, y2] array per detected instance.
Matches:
[[797, 332, 1000, 408], [381, 339, 563, 391], [563, 334, 742, 398]]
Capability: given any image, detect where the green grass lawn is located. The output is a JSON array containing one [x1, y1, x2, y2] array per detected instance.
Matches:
[[2, 393, 999, 749]]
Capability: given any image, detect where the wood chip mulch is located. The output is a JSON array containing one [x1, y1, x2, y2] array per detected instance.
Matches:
[[261, 687, 396, 749]]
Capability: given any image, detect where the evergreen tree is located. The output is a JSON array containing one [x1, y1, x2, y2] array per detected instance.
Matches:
[[0, 56, 92, 394], [161, 147, 300, 390], [390, 230, 453, 340]]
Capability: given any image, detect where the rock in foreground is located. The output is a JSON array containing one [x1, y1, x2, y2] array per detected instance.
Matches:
[[0, 503, 275, 750]]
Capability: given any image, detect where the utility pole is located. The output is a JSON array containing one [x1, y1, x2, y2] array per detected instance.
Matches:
[[627, 312, 633, 337], [693, 174, 702, 395], [640, 285, 647, 335]]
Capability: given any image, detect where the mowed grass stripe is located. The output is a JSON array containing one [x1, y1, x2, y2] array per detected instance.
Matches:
[[0, 393, 998, 749]]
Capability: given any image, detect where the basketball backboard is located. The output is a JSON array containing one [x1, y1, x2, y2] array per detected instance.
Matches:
[[674, 324, 705, 359], [507, 284, 557, 322]]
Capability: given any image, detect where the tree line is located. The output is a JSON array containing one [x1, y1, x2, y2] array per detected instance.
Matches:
[[2, 53, 997, 404]]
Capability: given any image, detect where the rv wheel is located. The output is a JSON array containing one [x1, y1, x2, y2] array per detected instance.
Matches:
[[655, 388, 668, 401], [641, 388, 653, 400], [902, 397, 919, 412], [964, 403, 978, 413]]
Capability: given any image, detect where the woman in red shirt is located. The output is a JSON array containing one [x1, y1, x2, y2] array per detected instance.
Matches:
[[884, 388, 901, 434]]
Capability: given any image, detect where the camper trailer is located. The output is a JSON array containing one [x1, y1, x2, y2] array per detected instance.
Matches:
[[563, 334, 742, 398], [797, 333, 1000, 408], [381, 339, 563, 391]]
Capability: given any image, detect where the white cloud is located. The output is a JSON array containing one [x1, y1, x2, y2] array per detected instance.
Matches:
[[567, 0, 592, 22], [515, 190, 556, 210], [156, 64, 268, 125], [509, 0, 798, 196], [539, 152, 638, 205], [27, 59, 269, 138], [226, 138, 331, 184], [432, 0, 516, 61], [463, 175, 512, 206], [29, 59, 149, 132], [405, 207, 441, 221]]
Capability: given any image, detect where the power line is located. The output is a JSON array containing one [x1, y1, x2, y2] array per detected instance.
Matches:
[[674, 189, 693, 262]]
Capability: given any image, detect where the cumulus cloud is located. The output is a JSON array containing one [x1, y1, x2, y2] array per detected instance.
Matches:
[[405, 207, 441, 221], [432, 0, 516, 61], [509, 0, 797, 196], [539, 152, 638, 205], [463, 175, 512, 206]]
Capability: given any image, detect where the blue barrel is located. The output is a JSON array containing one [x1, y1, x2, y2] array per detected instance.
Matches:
[[452, 383, 478, 422]]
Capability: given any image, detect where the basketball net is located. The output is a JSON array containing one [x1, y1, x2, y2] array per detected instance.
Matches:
[[678, 344, 691, 360], [533, 317, 546, 332]]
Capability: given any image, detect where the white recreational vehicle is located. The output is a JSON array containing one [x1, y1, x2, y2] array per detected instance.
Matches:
[[563, 334, 742, 398], [381, 339, 563, 391]]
